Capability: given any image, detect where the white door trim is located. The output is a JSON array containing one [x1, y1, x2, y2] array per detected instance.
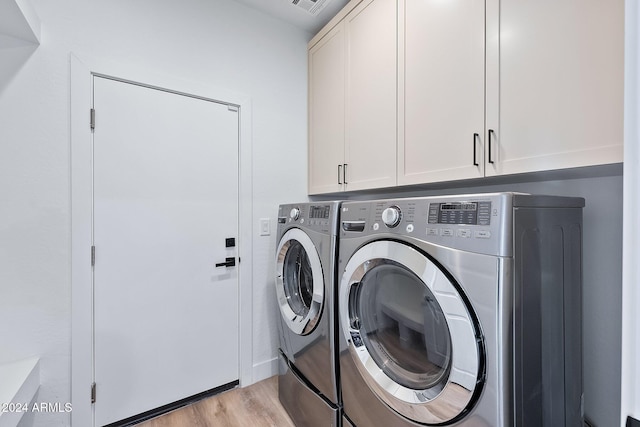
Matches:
[[70, 53, 254, 427], [622, 0, 640, 424]]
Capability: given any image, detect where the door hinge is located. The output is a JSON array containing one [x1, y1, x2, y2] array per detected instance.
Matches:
[[90, 108, 96, 132], [91, 382, 96, 404], [91, 245, 95, 267]]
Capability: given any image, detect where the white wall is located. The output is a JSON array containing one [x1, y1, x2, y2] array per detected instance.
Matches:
[[0, 0, 309, 425], [1, 1, 634, 427]]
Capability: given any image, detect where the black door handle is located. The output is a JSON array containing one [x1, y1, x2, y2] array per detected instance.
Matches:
[[215, 257, 236, 268]]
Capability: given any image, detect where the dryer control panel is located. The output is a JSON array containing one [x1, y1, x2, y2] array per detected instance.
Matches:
[[278, 203, 339, 236]]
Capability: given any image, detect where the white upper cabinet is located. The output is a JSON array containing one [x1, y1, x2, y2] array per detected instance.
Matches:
[[0, 0, 40, 45], [308, 0, 396, 194], [308, 0, 624, 194], [484, 0, 624, 176], [398, 0, 485, 186], [308, 24, 346, 195], [343, 0, 397, 191]]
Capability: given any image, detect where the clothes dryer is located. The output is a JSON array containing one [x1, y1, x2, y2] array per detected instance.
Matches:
[[337, 193, 584, 426], [275, 202, 340, 426]]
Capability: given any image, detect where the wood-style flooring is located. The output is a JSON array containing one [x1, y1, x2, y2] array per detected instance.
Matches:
[[135, 376, 295, 427]]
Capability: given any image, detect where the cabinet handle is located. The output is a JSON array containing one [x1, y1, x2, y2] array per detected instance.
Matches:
[[488, 129, 495, 164], [338, 164, 343, 185], [343, 163, 348, 184], [473, 133, 480, 166]]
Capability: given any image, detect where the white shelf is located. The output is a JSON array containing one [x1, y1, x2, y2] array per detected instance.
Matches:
[[0, 357, 40, 427], [0, 0, 40, 45]]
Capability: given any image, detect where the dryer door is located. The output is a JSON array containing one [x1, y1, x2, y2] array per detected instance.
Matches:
[[276, 228, 324, 336], [339, 240, 485, 425]]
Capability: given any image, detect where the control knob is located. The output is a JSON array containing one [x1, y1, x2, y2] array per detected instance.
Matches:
[[381, 206, 402, 228], [290, 207, 301, 221]]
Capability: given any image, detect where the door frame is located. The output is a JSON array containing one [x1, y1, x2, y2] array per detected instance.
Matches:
[[70, 53, 253, 427]]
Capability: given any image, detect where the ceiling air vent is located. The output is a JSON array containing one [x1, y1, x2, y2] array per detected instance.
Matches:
[[291, 0, 331, 16]]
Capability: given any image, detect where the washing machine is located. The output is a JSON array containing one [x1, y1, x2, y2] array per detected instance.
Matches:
[[275, 202, 341, 426], [337, 193, 584, 426]]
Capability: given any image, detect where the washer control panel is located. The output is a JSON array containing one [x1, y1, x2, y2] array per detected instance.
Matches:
[[340, 194, 514, 257], [428, 201, 492, 226]]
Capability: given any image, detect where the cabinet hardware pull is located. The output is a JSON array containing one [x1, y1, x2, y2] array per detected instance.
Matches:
[[488, 129, 495, 164], [338, 164, 343, 185], [343, 163, 348, 184], [473, 133, 480, 166]]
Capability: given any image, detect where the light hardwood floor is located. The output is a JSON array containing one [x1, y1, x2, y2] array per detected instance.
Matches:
[[136, 376, 295, 427]]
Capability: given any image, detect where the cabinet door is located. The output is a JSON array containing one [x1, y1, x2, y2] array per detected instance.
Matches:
[[309, 24, 346, 195], [343, 0, 397, 191], [485, 0, 624, 176], [398, 0, 485, 185]]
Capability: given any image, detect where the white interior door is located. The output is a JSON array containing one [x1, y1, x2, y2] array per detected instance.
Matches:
[[92, 76, 239, 426]]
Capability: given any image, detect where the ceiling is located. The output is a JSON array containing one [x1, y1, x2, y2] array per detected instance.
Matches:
[[231, 0, 349, 35]]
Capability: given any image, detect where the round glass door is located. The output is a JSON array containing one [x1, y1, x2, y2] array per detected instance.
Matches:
[[275, 228, 324, 335], [339, 240, 484, 425]]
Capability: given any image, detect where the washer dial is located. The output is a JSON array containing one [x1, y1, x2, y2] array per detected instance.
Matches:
[[290, 207, 301, 221], [381, 206, 402, 228]]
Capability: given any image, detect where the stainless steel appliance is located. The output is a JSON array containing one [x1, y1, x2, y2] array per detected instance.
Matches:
[[275, 202, 340, 426], [337, 193, 584, 426]]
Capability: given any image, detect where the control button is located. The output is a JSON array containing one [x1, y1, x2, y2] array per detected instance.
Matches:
[[290, 208, 300, 221], [427, 203, 439, 224], [427, 228, 439, 236], [475, 230, 491, 239], [373, 223, 380, 231], [406, 224, 414, 233], [457, 229, 472, 238], [381, 206, 402, 228], [477, 201, 492, 225], [441, 228, 454, 237]]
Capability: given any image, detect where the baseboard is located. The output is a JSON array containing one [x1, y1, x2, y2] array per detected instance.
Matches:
[[103, 380, 238, 427], [252, 357, 279, 384]]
